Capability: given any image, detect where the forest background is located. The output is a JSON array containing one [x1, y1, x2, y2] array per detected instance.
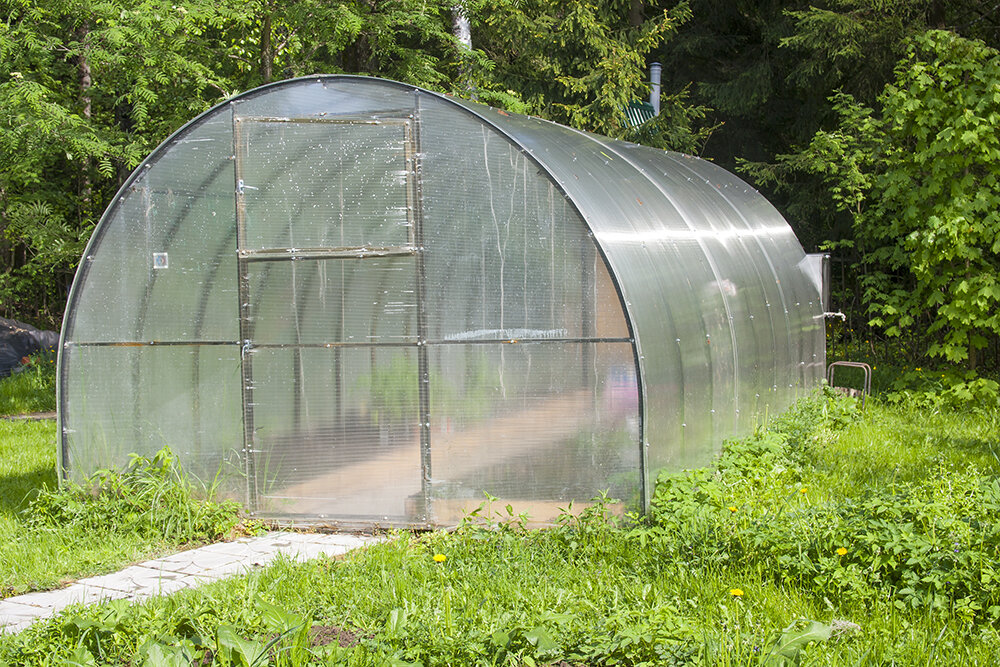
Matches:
[[2, 0, 999, 379]]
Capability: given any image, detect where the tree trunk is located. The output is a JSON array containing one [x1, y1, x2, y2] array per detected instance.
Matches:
[[452, 3, 474, 97], [629, 0, 643, 27], [928, 0, 946, 29], [260, 11, 273, 84], [77, 19, 93, 216]]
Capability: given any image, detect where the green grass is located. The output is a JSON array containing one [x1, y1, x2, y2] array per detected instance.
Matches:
[[0, 351, 57, 415], [0, 421, 249, 598], [1, 390, 997, 665]]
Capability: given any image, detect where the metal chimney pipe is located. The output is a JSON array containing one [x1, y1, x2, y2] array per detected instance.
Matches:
[[649, 62, 662, 115]]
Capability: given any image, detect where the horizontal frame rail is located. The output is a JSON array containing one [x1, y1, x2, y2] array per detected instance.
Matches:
[[67, 337, 634, 349], [239, 246, 418, 262], [65, 341, 237, 348]]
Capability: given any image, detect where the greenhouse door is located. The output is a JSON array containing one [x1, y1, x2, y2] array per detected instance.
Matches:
[[233, 113, 430, 524]]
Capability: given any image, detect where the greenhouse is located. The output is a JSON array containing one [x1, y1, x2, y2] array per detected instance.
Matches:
[[58, 76, 824, 527]]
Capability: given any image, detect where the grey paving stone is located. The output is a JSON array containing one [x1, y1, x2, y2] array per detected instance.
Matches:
[[78, 566, 189, 595], [0, 531, 381, 635], [141, 551, 246, 576], [0, 601, 51, 624], [4, 585, 121, 610]]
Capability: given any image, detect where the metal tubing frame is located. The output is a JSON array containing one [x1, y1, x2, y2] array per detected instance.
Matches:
[[412, 94, 433, 523], [826, 361, 872, 409], [232, 110, 261, 512]]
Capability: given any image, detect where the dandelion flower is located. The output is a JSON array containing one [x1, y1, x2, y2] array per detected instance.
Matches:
[[728, 506, 738, 513], [837, 547, 848, 556], [433, 553, 447, 563], [799, 487, 807, 494], [729, 588, 744, 597]]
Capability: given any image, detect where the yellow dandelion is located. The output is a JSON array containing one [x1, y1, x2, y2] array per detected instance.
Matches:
[[799, 487, 807, 494], [728, 506, 738, 513], [836, 547, 848, 556], [729, 588, 744, 597], [433, 553, 447, 563]]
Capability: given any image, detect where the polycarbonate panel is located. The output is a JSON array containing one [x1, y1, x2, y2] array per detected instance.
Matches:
[[427, 342, 640, 525], [67, 111, 237, 343], [247, 258, 417, 344], [236, 118, 413, 250], [418, 100, 629, 342], [448, 96, 823, 478], [248, 346, 421, 522], [232, 77, 417, 120], [670, 155, 825, 393], [61, 344, 243, 491], [634, 150, 790, 424]]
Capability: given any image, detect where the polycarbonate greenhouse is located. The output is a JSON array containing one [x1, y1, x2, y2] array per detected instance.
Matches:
[[58, 76, 824, 527]]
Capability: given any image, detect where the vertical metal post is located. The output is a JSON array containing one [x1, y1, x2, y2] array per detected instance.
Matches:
[[232, 111, 259, 512], [411, 95, 432, 523], [580, 243, 594, 387]]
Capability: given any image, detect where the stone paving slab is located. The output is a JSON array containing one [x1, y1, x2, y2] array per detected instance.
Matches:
[[0, 531, 380, 635]]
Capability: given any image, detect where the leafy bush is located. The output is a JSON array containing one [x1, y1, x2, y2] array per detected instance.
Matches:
[[649, 392, 1000, 622], [27, 447, 247, 544]]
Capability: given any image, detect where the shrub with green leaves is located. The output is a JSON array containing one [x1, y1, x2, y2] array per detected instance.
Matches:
[[28, 447, 246, 545], [649, 391, 1000, 622], [790, 30, 1000, 370]]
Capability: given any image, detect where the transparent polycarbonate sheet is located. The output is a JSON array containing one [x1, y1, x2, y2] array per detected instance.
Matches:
[[66, 112, 237, 344], [672, 155, 825, 393], [631, 149, 791, 424], [232, 77, 417, 121], [417, 98, 630, 342], [445, 102, 722, 471], [450, 97, 823, 477], [248, 346, 421, 523], [61, 344, 243, 491], [237, 118, 413, 250], [427, 342, 640, 525], [247, 258, 417, 344]]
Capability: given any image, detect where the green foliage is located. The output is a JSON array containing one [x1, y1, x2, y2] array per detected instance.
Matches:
[[28, 447, 246, 543], [650, 391, 1000, 622], [470, 1, 693, 140], [788, 30, 1000, 369]]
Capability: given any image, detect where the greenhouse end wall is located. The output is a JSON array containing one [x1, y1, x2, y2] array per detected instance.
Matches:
[[58, 76, 824, 528]]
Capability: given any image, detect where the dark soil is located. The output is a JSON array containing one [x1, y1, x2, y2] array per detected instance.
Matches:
[[310, 625, 362, 648]]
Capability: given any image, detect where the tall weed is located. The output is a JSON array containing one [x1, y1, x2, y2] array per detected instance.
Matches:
[[28, 447, 246, 544]]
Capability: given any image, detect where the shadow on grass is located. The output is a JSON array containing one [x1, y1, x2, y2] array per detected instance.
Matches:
[[0, 467, 57, 516]]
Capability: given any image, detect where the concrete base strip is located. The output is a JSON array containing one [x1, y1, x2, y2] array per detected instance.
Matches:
[[0, 532, 381, 635]]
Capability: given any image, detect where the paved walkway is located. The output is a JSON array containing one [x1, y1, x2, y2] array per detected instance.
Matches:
[[0, 531, 381, 635]]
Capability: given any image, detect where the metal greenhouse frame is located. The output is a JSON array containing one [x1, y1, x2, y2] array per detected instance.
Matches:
[[58, 76, 824, 528]]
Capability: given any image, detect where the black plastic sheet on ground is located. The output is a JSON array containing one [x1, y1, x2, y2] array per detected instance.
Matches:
[[0, 317, 59, 377]]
